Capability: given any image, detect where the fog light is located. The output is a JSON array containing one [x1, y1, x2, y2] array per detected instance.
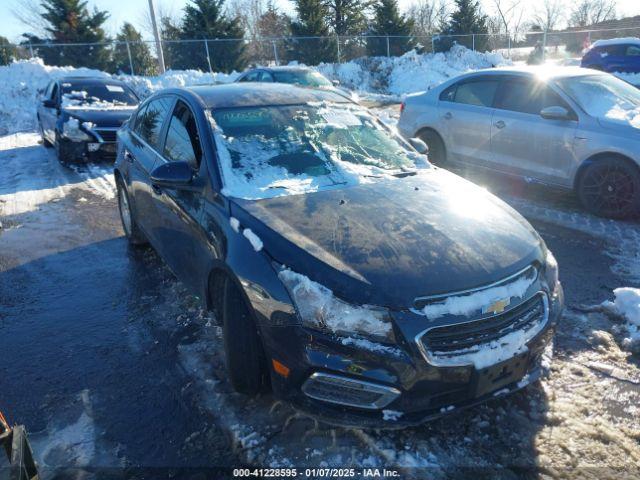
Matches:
[[301, 372, 400, 409], [87, 143, 100, 152]]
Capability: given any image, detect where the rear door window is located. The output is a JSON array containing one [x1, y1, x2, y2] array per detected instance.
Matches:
[[135, 97, 173, 149], [453, 78, 500, 107], [626, 45, 640, 56], [259, 72, 274, 82], [242, 71, 260, 82], [163, 100, 202, 169]]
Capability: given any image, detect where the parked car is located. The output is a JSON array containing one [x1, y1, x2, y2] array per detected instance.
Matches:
[[398, 66, 640, 218], [38, 76, 139, 163], [114, 83, 563, 428], [235, 66, 354, 100], [581, 37, 640, 73]]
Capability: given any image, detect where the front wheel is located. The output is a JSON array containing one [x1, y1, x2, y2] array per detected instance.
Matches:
[[54, 132, 77, 164], [39, 120, 52, 148], [577, 158, 640, 219], [116, 180, 148, 245], [222, 278, 270, 396]]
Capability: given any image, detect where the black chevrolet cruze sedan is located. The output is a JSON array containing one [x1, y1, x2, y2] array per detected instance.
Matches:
[[114, 83, 563, 428], [38, 76, 139, 163]]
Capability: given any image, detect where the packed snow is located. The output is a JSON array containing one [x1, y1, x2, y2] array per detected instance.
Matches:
[[602, 287, 640, 351], [229, 217, 240, 233], [242, 228, 263, 252], [277, 268, 393, 339], [61, 91, 134, 111], [591, 37, 640, 48]]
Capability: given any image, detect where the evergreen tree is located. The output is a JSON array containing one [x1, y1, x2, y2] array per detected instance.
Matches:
[[160, 16, 182, 69], [113, 23, 155, 75], [440, 0, 488, 51], [288, 0, 336, 65], [0, 36, 17, 65], [27, 0, 111, 70], [367, 0, 414, 57], [256, 2, 292, 63], [175, 0, 247, 73]]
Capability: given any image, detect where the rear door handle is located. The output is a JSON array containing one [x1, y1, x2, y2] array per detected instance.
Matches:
[[494, 120, 506, 129], [443, 112, 452, 120]]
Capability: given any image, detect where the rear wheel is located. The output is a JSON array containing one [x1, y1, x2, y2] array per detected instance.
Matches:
[[116, 179, 148, 245], [577, 158, 640, 219], [417, 129, 446, 166], [221, 278, 270, 396]]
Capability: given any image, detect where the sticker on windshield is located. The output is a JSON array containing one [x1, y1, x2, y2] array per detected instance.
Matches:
[[106, 85, 125, 92], [321, 109, 361, 128]]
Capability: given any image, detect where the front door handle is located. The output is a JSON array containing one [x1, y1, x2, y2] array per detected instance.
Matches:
[[494, 120, 506, 129], [124, 150, 134, 163], [443, 112, 452, 120], [151, 184, 162, 195]]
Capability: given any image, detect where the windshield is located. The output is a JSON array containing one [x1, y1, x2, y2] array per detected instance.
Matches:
[[212, 103, 425, 199], [272, 71, 333, 88], [61, 82, 138, 109], [556, 74, 640, 128]]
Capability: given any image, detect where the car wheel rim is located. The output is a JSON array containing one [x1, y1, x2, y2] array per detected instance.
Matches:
[[118, 187, 132, 236], [582, 164, 635, 212]]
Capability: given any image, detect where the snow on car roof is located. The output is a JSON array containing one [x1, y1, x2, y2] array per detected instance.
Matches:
[[459, 65, 603, 80], [591, 37, 640, 48]]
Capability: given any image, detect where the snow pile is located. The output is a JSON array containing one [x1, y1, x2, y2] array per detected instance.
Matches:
[[277, 268, 393, 339], [120, 69, 238, 99], [591, 37, 640, 49], [61, 91, 134, 111], [602, 287, 640, 351], [318, 45, 510, 96]]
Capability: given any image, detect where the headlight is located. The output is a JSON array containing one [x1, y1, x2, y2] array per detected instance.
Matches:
[[278, 268, 395, 342], [62, 118, 92, 142], [544, 250, 559, 291]]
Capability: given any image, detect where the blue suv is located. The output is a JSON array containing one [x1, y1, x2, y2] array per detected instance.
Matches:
[[581, 38, 640, 73]]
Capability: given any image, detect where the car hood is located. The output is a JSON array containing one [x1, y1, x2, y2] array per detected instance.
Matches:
[[62, 107, 136, 127], [231, 169, 544, 309]]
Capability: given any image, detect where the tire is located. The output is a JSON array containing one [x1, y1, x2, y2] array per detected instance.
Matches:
[[39, 120, 52, 148], [55, 131, 75, 164], [577, 158, 640, 219], [116, 179, 148, 245], [417, 129, 446, 166], [222, 278, 270, 396]]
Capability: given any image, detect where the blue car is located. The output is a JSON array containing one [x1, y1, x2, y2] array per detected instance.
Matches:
[[581, 38, 640, 73], [114, 83, 563, 428]]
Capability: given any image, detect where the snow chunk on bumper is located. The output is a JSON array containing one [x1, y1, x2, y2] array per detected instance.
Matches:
[[278, 269, 392, 339]]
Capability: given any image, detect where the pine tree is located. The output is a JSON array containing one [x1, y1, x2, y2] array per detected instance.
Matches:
[[256, 2, 291, 63], [160, 16, 182, 69], [112, 23, 155, 75], [440, 0, 488, 51], [0, 36, 17, 66], [175, 0, 247, 73], [288, 0, 337, 65], [367, 0, 414, 57], [27, 0, 111, 70]]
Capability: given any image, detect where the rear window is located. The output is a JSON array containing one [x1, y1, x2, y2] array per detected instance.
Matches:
[[452, 79, 500, 107]]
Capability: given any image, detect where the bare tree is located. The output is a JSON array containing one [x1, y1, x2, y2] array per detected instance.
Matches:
[[10, 0, 48, 38], [490, 0, 526, 40], [568, 0, 617, 28], [407, 0, 449, 37], [533, 0, 564, 31], [137, 0, 181, 40]]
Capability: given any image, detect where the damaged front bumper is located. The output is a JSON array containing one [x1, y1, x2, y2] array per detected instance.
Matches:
[[266, 284, 563, 429], [58, 137, 118, 163]]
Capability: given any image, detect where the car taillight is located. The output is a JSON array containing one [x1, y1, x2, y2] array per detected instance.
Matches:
[[400, 102, 405, 114]]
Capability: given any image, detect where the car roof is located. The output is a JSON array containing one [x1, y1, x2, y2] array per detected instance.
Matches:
[[246, 66, 315, 73], [591, 37, 640, 49], [59, 76, 128, 86], [184, 82, 352, 109], [456, 65, 605, 81]]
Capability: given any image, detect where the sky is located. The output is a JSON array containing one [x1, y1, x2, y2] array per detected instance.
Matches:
[[1, 0, 640, 43]]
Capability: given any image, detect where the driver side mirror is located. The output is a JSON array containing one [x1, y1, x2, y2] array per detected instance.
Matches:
[[42, 99, 56, 109], [409, 137, 429, 154], [332, 79, 340, 87], [150, 161, 194, 188], [540, 106, 572, 121]]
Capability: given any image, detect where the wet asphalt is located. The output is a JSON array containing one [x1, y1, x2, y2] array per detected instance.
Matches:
[[0, 137, 636, 477]]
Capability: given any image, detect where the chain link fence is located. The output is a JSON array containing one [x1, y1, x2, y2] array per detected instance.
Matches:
[[2, 24, 640, 76]]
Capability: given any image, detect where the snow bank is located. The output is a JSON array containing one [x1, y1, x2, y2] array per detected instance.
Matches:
[[318, 45, 511, 96], [602, 287, 640, 351]]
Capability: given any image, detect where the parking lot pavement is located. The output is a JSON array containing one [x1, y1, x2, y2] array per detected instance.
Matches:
[[1, 132, 639, 477]]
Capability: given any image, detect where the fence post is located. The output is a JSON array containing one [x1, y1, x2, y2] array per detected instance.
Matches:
[[431, 36, 435, 53], [472, 34, 475, 51], [336, 35, 341, 63], [542, 29, 548, 62], [386, 35, 390, 57], [272, 40, 279, 65], [28, 43, 34, 58], [204, 39, 213, 74], [507, 35, 511, 58], [125, 41, 135, 76]]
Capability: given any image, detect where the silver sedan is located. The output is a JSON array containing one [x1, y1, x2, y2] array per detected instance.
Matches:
[[398, 66, 640, 218]]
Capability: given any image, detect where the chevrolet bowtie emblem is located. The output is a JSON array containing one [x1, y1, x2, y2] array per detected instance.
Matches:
[[483, 298, 510, 315]]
